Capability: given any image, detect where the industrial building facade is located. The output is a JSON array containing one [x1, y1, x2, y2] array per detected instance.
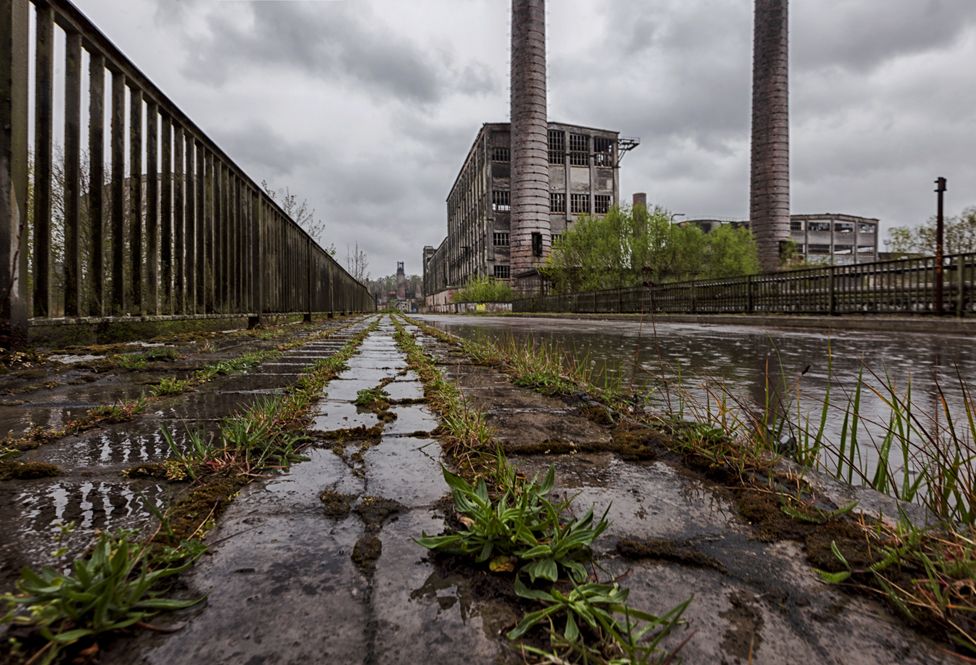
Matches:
[[423, 122, 621, 302], [684, 213, 880, 265]]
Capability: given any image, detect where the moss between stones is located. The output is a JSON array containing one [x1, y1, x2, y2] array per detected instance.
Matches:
[[123, 463, 170, 480], [351, 535, 382, 575], [353, 496, 405, 530], [154, 473, 248, 547], [0, 460, 61, 480], [319, 489, 355, 518]]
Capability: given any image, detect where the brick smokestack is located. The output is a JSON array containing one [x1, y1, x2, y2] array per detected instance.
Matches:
[[750, 0, 790, 272], [510, 0, 551, 280], [632, 192, 647, 211]]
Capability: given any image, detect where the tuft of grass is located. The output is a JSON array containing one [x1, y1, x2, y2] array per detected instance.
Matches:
[[1, 529, 202, 665], [355, 387, 390, 412], [150, 377, 191, 397], [418, 452, 608, 584]]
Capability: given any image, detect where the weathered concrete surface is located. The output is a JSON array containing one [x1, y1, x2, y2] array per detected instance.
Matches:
[[103, 316, 504, 665], [15, 314, 958, 663], [0, 317, 368, 593], [407, 323, 955, 664]]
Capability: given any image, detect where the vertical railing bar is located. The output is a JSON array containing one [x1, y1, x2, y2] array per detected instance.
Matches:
[[86, 52, 104, 317], [160, 112, 172, 313], [63, 30, 82, 317], [145, 100, 158, 314], [195, 142, 204, 312], [110, 69, 125, 315], [0, 0, 30, 343], [128, 86, 143, 315], [184, 136, 196, 313], [173, 125, 184, 313], [32, 3, 54, 318]]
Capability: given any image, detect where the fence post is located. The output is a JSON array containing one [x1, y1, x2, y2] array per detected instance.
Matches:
[[249, 197, 263, 328], [0, 0, 29, 346], [746, 275, 754, 314], [957, 256, 966, 318], [303, 236, 312, 322], [690, 283, 697, 314], [828, 265, 837, 315]]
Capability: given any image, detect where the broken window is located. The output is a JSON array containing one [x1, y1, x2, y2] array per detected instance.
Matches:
[[493, 264, 510, 279], [532, 232, 543, 257], [858, 223, 876, 234], [550, 192, 566, 213], [492, 190, 511, 212], [492, 146, 510, 162], [835, 222, 854, 233], [790, 221, 803, 232], [593, 137, 614, 167], [569, 133, 588, 166], [552, 233, 562, 245], [493, 232, 509, 247], [548, 130, 565, 164], [594, 195, 610, 214], [808, 221, 831, 232], [570, 193, 590, 214]]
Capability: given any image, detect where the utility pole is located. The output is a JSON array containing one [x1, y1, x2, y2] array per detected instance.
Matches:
[[934, 177, 947, 315]]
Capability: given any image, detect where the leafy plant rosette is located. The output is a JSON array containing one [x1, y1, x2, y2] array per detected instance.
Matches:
[[1, 530, 201, 664], [417, 460, 609, 584], [510, 577, 690, 661]]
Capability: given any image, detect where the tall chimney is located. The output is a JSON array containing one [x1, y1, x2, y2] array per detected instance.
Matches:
[[510, 0, 550, 282], [632, 192, 648, 211], [750, 0, 790, 272]]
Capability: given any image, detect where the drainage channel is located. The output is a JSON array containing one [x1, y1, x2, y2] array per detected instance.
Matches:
[[104, 315, 505, 665], [0, 317, 367, 593]]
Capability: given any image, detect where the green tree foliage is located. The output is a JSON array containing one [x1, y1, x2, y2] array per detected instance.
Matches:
[[452, 275, 516, 303], [542, 206, 760, 293], [887, 208, 976, 256]]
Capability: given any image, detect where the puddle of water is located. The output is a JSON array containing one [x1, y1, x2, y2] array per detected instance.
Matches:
[[0, 404, 94, 440], [385, 404, 439, 436], [153, 391, 271, 421], [48, 353, 102, 365], [0, 477, 171, 590], [323, 379, 385, 403], [311, 399, 380, 432], [385, 381, 424, 402], [25, 424, 219, 468], [240, 448, 364, 513], [373, 510, 504, 663], [364, 436, 444, 508]]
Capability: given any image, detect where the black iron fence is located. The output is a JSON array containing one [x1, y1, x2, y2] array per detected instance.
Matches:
[[514, 254, 976, 317], [1, 0, 373, 344]]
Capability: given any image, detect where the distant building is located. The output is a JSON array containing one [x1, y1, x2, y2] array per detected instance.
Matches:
[[682, 213, 880, 265], [422, 121, 634, 306]]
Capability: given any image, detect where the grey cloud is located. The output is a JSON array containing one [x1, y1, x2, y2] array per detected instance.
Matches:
[[181, 1, 495, 105], [210, 120, 314, 178]]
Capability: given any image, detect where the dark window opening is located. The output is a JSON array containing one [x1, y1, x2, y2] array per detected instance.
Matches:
[[493, 265, 510, 279], [594, 195, 610, 214], [492, 146, 510, 162], [532, 232, 543, 257], [570, 193, 590, 214], [492, 190, 510, 212], [552, 233, 562, 245], [594, 137, 614, 166], [569, 133, 588, 166], [808, 221, 831, 232], [550, 192, 566, 213], [548, 130, 565, 164], [790, 221, 803, 231], [493, 232, 509, 247]]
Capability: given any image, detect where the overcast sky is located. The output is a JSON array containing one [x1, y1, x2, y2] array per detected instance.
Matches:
[[74, 0, 976, 277]]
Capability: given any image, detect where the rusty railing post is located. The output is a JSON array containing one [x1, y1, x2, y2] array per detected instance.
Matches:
[[934, 177, 947, 315], [0, 0, 29, 345]]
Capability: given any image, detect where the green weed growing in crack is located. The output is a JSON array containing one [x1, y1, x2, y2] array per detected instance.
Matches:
[[1, 529, 201, 665], [418, 451, 608, 584]]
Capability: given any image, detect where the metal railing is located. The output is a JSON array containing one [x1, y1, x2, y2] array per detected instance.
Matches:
[[513, 254, 976, 317], [1, 0, 373, 344]]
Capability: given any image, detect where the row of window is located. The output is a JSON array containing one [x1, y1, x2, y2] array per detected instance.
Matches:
[[490, 190, 611, 215], [792, 221, 878, 234], [492, 133, 615, 167], [493, 232, 565, 248]]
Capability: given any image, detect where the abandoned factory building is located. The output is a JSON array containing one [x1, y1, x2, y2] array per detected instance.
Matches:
[[423, 122, 632, 305]]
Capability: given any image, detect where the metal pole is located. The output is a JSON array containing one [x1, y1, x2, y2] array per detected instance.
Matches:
[[935, 177, 947, 315]]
